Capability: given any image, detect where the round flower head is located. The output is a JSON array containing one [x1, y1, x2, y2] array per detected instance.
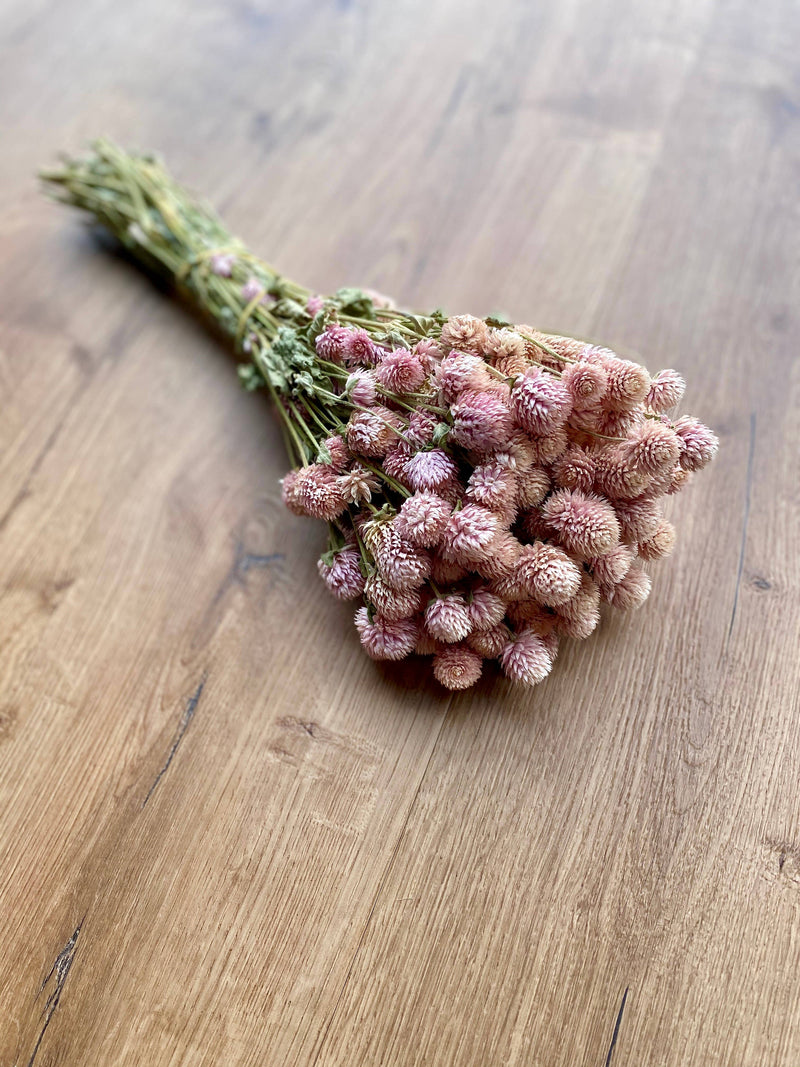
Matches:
[[555, 605, 600, 640], [619, 421, 681, 475], [345, 327, 382, 368], [315, 325, 353, 365], [516, 466, 551, 509], [588, 544, 635, 587], [450, 389, 513, 452], [534, 332, 589, 361], [346, 369, 378, 407], [323, 435, 350, 472], [430, 552, 469, 584], [435, 352, 493, 403], [615, 498, 662, 544], [667, 465, 692, 494], [473, 531, 523, 581], [518, 507, 550, 543], [210, 252, 235, 277], [440, 314, 489, 355], [483, 327, 527, 364], [317, 547, 365, 600], [638, 518, 677, 560], [506, 599, 558, 634], [355, 608, 418, 660], [674, 417, 719, 471], [560, 360, 608, 409], [306, 293, 325, 316], [494, 351, 530, 378], [280, 470, 306, 516], [291, 464, 346, 520], [500, 629, 554, 687], [528, 428, 569, 466], [406, 411, 437, 449], [646, 369, 685, 412], [593, 449, 652, 501], [382, 443, 412, 485], [466, 461, 518, 511], [346, 406, 399, 457], [552, 446, 596, 494], [241, 276, 269, 303], [607, 566, 652, 611], [467, 587, 507, 631], [395, 492, 452, 547], [376, 349, 426, 394], [337, 464, 380, 505], [439, 503, 501, 564], [515, 541, 583, 607], [542, 488, 620, 558], [557, 572, 601, 623], [509, 367, 572, 436], [425, 593, 472, 643], [367, 521, 431, 591], [494, 430, 537, 474], [413, 337, 444, 373], [467, 625, 508, 659], [364, 573, 422, 621], [433, 644, 483, 690], [404, 448, 459, 493], [600, 356, 651, 411]]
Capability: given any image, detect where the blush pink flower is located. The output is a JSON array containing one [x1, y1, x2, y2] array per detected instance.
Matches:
[[414, 631, 440, 657], [367, 522, 431, 591], [552, 446, 596, 494], [395, 491, 453, 547], [620, 421, 681, 475], [494, 430, 537, 474], [346, 406, 399, 457], [364, 573, 422, 621], [515, 541, 583, 607], [467, 625, 508, 658], [528, 428, 569, 465], [413, 338, 444, 373], [315, 325, 354, 365], [594, 449, 651, 501], [210, 253, 235, 276], [615, 498, 662, 544], [317, 547, 365, 600], [467, 587, 507, 631], [606, 566, 652, 610], [466, 461, 518, 511], [560, 361, 608, 409], [337, 464, 380, 504], [450, 389, 513, 452], [306, 294, 326, 316], [516, 466, 551, 509], [542, 488, 620, 559], [355, 608, 418, 660], [646, 369, 685, 412], [241, 277, 270, 303], [483, 327, 527, 363], [588, 544, 634, 587], [510, 367, 573, 436], [376, 349, 427, 394], [406, 411, 437, 449], [439, 314, 488, 355], [430, 553, 470, 584], [638, 518, 677, 560], [674, 417, 719, 471], [603, 357, 651, 411], [345, 327, 382, 368], [346, 369, 378, 407], [323, 435, 350, 472], [404, 448, 459, 493], [439, 504, 501, 564], [433, 644, 483, 689], [425, 593, 472, 643], [500, 630, 554, 686], [280, 470, 306, 516], [435, 352, 492, 403], [290, 463, 346, 520]]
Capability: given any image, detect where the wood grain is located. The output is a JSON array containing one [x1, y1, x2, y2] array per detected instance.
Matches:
[[1, 0, 798, 1064]]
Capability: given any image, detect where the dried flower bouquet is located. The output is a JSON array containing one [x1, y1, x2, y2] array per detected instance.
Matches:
[[42, 140, 718, 691]]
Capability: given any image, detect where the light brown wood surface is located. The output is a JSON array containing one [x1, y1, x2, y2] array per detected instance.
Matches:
[[1, 1, 798, 1064]]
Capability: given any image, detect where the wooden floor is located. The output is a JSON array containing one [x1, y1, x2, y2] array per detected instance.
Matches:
[[2, 0, 798, 1063]]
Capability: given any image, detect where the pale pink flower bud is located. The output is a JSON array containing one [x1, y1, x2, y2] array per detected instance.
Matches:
[[425, 593, 472, 643], [475, 531, 524, 582], [337, 464, 380, 504], [376, 349, 426, 394], [466, 461, 518, 511], [440, 503, 501, 564], [667, 466, 692, 494], [528, 428, 569, 465], [346, 369, 378, 407], [510, 367, 573, 436], [557, 572, 601, 622], [306, 294, 325, 316], [494, 351, 530, 378], [489, 568, 528, 602], [588, 544, 634, 587], [535, 332, 589, 361], [364, 573, 422, 621], [433, 645, 483, 689], [467, 625, 508, 658], [506, 600, 558, 634], [638, 518, 677, 560], [483, 327, 527, 363], [316, 325, 354, 365], [620, 421, 681, 475], [467, 587, 507, 631], [404, 448, 459, 493], [494, 430, 537, 474], [395, 491, 453, 547], [361, 287, 396, 309], [382, 444, 412, 485], [440, 314, 488, 355], [674, 417, 719, 471], [435, 351, 492, 403], [552, 446, 596, 493], [413, 338, 444, 373], [450, 389, 513, 452], [280, 470, 306, 516], [615, 498, 662, 544], [516, 466, 551, 509], [543, 488, 620, 558], [241, 276, 268, 303], [290, 464, 347, 520], [346, 406, 399, 457], [646, 369, 685, 412], [366, 522, 431, 592], [516, 541, 583, 607], [355, 608, 418, 660], [500, 630, 554, 686], [607, 566, 652, 610], [594, 449, 651, 501], [210, 253, 235, 276], [406, 411, 437, 449], [561, 361, 608, 409], [603, 357, 651, 411], [556, 607, 600, 640], [323, 435, 349, 472], [317, 547, 365, 600], [431, 552, 469, 584], [346, 327, 382, 368]]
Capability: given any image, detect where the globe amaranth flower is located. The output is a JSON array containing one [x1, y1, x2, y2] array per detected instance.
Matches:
[[500, 630, 554, 686], [425, 593, 472, 643], [433, 644, 484, 689], [355, 608, 418, 660], [510, 366, 573, 436], [542, 488, 620, 558]]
